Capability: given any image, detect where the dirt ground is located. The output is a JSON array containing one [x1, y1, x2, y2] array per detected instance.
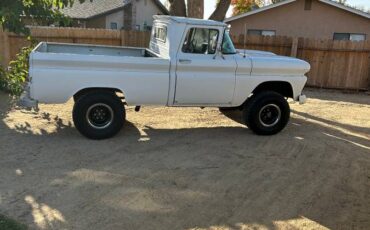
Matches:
[[0, 88, 369, 230]]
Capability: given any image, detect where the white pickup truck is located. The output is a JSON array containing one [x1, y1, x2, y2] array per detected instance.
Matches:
[[20, 16, 310, 139]]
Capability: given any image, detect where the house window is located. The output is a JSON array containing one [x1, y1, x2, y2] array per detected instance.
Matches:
[[247, 29, 276, 36], [333, 33, 366, 41], [304, 0, 312, 10], [182, 28, 219, 54], [110, 22, 118, 30], [350, 34, 366, 41], [152, 26, 167, 43]]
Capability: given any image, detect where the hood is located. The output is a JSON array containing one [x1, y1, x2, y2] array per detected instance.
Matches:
[[252, 55, 311, 76], [235, 50, 311, 76], [237, 49, 277, 57]]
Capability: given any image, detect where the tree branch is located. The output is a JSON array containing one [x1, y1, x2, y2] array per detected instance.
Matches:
[[209, 0, 231, 21]]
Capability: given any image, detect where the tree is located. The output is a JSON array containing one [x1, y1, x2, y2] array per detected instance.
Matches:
[[0, 0, 77, 35], [168, 0, 232, 21], [187, 0, 204, 18], [231, 0, 263, 16], [209, 0, 232, 21], [168, 0, 187, 17]]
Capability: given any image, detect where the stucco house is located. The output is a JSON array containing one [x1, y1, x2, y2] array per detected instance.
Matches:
[[60, 0, 168, 30], [225, 0, 370, 41]]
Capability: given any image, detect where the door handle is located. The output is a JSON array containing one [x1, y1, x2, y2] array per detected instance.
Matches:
[[179, 59, 192, 64]]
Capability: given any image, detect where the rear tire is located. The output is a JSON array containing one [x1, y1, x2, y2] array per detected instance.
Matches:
[[72, 91, 125, 140], [243, 91, 290, 135]]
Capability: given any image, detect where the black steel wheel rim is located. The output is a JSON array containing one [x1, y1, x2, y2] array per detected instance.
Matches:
[[258, 104, 281, 127], [86, 103, 114, 129]]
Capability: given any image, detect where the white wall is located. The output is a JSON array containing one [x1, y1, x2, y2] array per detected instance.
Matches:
[[104, 0, 164, 30], [105, 10, 124, 29], [133, 0, 163, 31]]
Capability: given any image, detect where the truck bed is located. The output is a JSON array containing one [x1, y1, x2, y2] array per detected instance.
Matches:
[[34, 42, 159, 58], [29, 42, 171, 105]]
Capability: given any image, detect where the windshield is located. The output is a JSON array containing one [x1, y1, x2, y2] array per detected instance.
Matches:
[[222, 30, 237, 54]]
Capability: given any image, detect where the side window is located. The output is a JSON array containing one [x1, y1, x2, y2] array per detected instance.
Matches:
[[182, 28, 219, 54], [152, 26, 167, 43]]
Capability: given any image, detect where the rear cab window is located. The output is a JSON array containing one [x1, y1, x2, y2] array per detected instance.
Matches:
[[152, 26, 167, 43]]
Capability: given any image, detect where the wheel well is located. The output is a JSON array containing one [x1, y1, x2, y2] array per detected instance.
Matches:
[[252, 81, 293, 98], [73, 88, 124, 101]]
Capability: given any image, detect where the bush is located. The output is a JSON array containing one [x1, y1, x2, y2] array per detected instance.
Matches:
[[0, 44, 35, 96], [0, 66, 6, 90]]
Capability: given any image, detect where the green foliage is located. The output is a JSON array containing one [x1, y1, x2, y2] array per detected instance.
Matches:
[[0, 0, 80, 35], [0, 214, 27, 230], [0, 65, 6, 90], [0, 42, 35, 96], [231, 0, 262, 16]]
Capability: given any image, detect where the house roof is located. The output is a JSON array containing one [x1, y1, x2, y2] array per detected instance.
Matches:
[[224, 0, 370, 22], [154, 15, 227, 27], [60, 0, 168, 20]]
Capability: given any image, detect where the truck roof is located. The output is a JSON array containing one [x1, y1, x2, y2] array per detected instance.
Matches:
[[153, 15, 227, 27]]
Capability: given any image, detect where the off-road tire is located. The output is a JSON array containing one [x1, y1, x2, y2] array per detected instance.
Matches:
[[73, 91, 125, 140], [243, 91, 290, 135]]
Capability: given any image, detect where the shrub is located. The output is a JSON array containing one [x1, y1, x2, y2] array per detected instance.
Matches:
[[0, 66, 6, 90], [0, 44, 35, 96]]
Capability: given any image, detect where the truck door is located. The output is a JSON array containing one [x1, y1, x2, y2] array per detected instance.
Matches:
[[174, 27, 237, 105]]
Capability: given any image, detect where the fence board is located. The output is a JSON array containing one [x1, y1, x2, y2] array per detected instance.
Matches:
[[0, 27, 369, 90]]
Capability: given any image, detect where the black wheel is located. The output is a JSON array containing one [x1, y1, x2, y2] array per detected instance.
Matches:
[[243, 91, 290, 135], [72, 91, 125, 140], [73, 95, 80, 102]]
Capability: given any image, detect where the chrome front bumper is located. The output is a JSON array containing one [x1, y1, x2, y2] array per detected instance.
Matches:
[[18, 85, 38, 109]]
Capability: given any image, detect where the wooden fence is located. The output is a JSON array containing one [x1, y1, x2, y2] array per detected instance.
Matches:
[[0, 26, 151, 68], [0, 26, 369, 90], [233, 35, 370, 91]]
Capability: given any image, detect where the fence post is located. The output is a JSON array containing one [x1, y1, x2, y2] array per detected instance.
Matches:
[[290, 37, 298, 57], [120, 30, 125, 46], [368, 52, 370, 91]]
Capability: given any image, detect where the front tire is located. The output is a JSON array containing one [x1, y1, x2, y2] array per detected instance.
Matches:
[[73, 91, 125, 140], [243, 91, 290, 135]]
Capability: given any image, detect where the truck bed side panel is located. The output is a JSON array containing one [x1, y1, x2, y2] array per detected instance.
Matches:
[[30, 53, 170, 105]]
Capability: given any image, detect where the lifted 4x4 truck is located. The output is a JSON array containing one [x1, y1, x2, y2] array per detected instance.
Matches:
[[20, 16, 310, 140]]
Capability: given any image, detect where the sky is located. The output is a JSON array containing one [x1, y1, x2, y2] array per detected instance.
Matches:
[[161, 0, 370, 19]]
